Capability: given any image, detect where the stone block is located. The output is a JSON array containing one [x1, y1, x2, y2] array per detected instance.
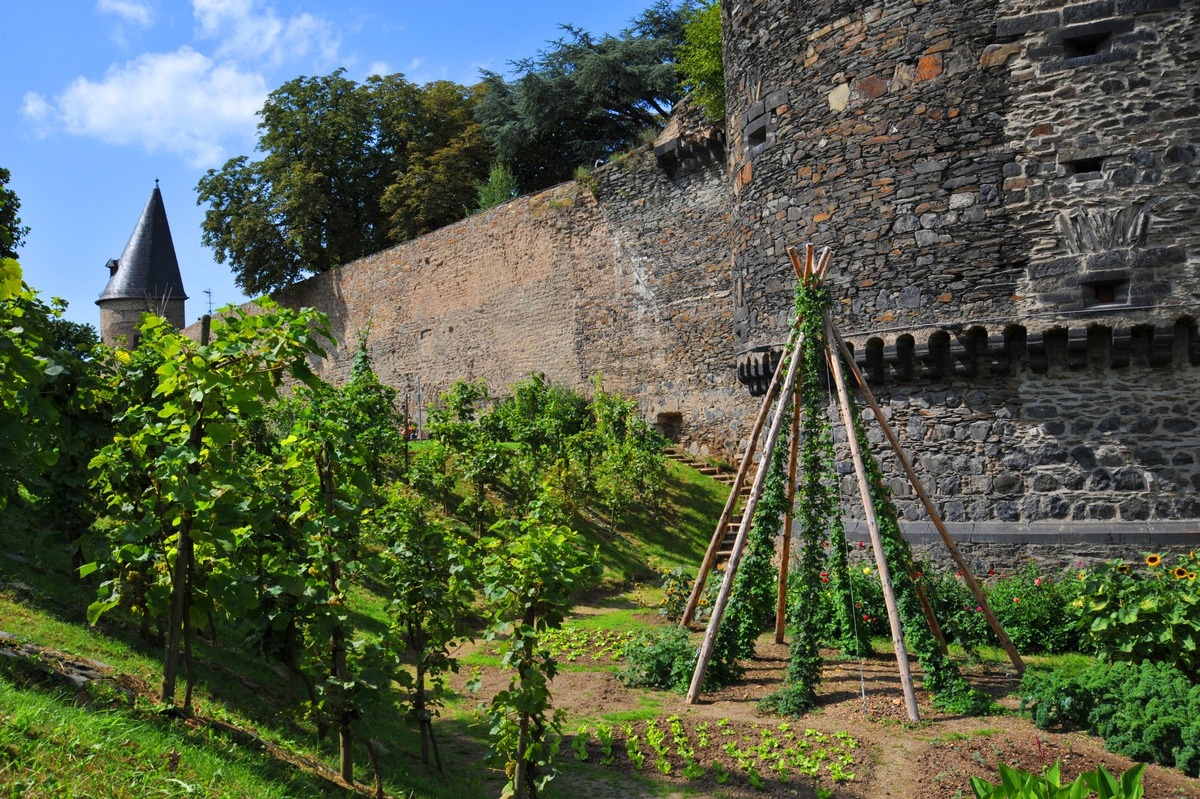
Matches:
[[1115, 0, 1180, 12], [996, 11, 1062, 39], [993, 471, 1024, 493], [980, 42, 1022, 68], [1113, 467, 1145, 490], [828, 83, 850, 112], [916, 54, 944, 81], [856, 75, 888, 99], [1063, 0, 1116, 23]]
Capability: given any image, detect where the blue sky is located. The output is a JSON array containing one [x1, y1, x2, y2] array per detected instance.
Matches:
[[2, 0, 661, 328]]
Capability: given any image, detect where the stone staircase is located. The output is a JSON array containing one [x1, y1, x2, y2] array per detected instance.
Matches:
[[664, 447, 754, 565]]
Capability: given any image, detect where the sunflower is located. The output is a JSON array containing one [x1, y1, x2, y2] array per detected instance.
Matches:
[[1190, 573, 1197, 580], [1117, 564, 1130, 573], [1145, 554, 1162, 568], [1174, 567, 1189, 579]]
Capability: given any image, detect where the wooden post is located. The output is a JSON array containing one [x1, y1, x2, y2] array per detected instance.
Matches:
[[681, 323, 801, 627], [775, 394, 801, 643], [824, 316, 920, 722], [827, 323, 1026, 675], [686, 329, 807, 704]]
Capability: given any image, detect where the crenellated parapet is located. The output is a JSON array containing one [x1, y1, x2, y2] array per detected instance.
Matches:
[[738, 317, 1199, 395]]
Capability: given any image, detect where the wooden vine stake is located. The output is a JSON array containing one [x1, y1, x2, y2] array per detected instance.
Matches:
[[774, 243, 812, 644], [685, 241, 1022, 714], [680, 322, 798, 627], [824, 313, 921, 721], [775, 397, 800, 644], [827, 323, 1026, 674], [685, 315, 808, 703]]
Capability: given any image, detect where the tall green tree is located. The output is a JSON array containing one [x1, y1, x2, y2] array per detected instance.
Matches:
[[381, 81, 491, 241], [197, 71, 490, 296], [475, 1, 690, 192], [677, 0, 724, 122]]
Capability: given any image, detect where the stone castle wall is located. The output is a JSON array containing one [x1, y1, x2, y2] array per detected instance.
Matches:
[[181, 0, 1199, 552], [195, 119, 756, 457], [725, 0, 1200, 531]]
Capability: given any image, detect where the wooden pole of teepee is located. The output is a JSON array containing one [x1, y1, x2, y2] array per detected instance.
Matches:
[[824, 316, 920, 722], [686, 327, 807, 704], [775, 395, 801, 643], [681, 326, 799, 628], [826, 324, 1026, 675]]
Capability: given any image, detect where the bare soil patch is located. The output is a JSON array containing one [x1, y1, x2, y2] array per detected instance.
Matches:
[[453, 603, 1200, 799]]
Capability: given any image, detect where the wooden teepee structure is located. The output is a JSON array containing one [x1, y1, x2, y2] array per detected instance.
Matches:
[[681, 244, 1025, 718]]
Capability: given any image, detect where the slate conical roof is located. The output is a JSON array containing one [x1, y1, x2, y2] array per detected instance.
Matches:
[[98, 183, 188, 303]]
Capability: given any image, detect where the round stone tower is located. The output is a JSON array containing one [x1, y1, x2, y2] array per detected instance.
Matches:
[[723, 0, 1199, 547], [97, 182, 188, 348]]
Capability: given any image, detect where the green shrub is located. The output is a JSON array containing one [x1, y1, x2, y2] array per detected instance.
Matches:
[[619, 626, 697, 693], [988, 564, 1081, 654], [1075, 552, 1200, 677], [1020, 660, 1200, 777], [925, 569, 992, 651], [657, 566, 692, 623], [475, 163, 518, 212]]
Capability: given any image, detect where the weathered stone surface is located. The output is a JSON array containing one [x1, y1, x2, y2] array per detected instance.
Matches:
[[182, 0, 1199, 542]]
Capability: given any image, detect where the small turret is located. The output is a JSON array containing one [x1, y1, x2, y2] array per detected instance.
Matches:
[[97, 182, 188, 347]]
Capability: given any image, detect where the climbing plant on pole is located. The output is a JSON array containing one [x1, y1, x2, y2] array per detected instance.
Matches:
[[761, 278, 863, 715], [845, 391, 989, 714]]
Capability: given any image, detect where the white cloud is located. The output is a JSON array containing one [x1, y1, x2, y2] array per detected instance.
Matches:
[[21, 93, 53, 131], [21, 47, 268, 168], [97, 0, 154, 26], [366, 61, 391, 79], [192, 0, 340, 68]]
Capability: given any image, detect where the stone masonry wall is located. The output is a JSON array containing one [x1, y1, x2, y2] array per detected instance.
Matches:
[[725, 0, 1198, 350], [725, 0, 1200, 527], [835, 359, 1200, 525], [99, 297, 185, 348], [193, 119, 753, 457]]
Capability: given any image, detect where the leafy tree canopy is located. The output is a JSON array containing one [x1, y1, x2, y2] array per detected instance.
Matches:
[[0, 167, 29, 260], [474, 1, 692, 193], [197, 70, 490, 296], [677, 0, 724, 122]]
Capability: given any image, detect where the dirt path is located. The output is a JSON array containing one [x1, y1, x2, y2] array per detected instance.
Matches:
[[454, 603, 1200, 799]]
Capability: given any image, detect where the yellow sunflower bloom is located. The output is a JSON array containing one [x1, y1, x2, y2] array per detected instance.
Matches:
[[1189, 573, 1197, 580], [1116, 564, 1130, 573], [1174, 567, 1189, 579], [1145, 554, 1162, 568]]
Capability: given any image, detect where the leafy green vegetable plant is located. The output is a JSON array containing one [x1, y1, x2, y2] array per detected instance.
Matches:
[[969, 761, 1145, 799], [572, 725, 590, 761]]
